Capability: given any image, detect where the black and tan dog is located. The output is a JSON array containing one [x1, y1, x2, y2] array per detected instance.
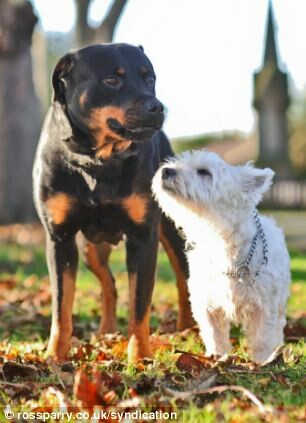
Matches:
[[33, 43, 193, 363]]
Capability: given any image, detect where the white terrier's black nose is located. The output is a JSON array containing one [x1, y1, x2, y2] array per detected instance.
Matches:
[[162, 167, 176, 179]]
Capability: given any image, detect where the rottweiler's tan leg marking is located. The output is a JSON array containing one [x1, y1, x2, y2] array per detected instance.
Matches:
[[122, 194, 148, 224], [127, 273, 152, 362], [45, 193, 74, 225], [46, 235, 78, 362], [83, 241, 117, 334], [159, 217, 195, 330], [126, 229, 159, 362]]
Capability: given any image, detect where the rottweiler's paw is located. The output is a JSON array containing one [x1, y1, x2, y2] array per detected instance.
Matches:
[[127, 334, 152, 363]]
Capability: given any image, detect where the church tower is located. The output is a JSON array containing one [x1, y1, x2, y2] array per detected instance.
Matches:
[[253, 2, 291, 176]]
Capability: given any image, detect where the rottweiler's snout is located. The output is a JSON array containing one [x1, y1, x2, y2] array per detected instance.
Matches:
[[145, 99, 164, 115]]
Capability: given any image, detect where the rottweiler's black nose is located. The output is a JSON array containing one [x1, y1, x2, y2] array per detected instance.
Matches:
[[162, 167, 176, 179], [145, 99, 164, 115]]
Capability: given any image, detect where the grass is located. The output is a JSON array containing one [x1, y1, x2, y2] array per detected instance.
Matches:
[[0, 218, 305, 422]]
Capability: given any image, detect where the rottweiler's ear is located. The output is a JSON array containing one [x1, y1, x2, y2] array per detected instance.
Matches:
[[52, 53, 74, 104], [138, 45, 144, 52]]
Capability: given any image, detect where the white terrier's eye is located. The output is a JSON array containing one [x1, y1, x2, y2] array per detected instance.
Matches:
[[197, 168, 211, 176]]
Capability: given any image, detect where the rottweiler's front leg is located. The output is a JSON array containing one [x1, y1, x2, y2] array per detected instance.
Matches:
[[159, 214, 195, 330], [46, 235, 78, 361], [126, 229, 158, 362]]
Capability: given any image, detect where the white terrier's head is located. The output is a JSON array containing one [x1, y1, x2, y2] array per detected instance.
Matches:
[[152, 150, 274, 222]]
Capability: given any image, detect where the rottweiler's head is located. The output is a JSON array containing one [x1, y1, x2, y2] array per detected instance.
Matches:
[[52, 43, 164, 159]]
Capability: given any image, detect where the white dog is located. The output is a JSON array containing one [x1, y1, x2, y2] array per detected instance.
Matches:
[[152, 150, 290, 365]]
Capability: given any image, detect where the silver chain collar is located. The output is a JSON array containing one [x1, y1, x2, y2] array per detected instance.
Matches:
[[224, 209, 269, 286]]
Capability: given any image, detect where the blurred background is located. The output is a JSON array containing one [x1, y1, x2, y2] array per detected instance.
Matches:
[[0, 0, 306, 222]]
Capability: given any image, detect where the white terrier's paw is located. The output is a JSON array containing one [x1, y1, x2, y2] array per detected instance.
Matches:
[[252, 346, 283, 366], [205, 345, 232, 358], [252, 345, 282, 366]]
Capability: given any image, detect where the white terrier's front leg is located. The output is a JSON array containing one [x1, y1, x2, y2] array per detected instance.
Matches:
[[193, 307, 232, 357], [245, 306, 283, 365]]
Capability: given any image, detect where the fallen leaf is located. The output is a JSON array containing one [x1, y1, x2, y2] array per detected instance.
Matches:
[[258, 378, 270, 385], [176, 353, 207, 377], [276, 374, 290, 387], [284, 318, 306, 338], [95, 350, 109, 362], [151, 335, 172, 353], [3, 361, 41, 381], [73, 370, 123, 407], [73, 371, 100, 407], [72, 343, 94, 361], [102, 390, 117, 405], [132, 374, 155, 395], [185, 369, 219, 391], [111, 339, 128, 359], [0, 279, 16, 290]]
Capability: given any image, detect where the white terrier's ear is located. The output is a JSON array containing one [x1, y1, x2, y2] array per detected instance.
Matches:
[[240, 165, 275, 203]]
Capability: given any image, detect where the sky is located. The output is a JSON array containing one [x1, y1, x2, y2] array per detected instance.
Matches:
[[33, 0, 306, 138]]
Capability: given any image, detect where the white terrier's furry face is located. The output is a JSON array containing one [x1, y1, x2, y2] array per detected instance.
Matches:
[[152, 150, 275, 217]]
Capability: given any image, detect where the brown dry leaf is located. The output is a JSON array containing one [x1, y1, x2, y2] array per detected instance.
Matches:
[[32, 289, 51, 308], [128, 387, 138, 398], [23, 353, 45, 363], [0, 380, 37, 400], [111, 339, 128, 359], [176, 353, 210, 377], [72, 343, 94, 361], [151, 335, 172, 353], [258, 377, 270, 386], [102, 390, 117, 405], [73, 371, 100, 407], [132, 374, 155, 395], [74, 370, 123, 407], [0, 278, 16, 290], [95, 350, 109, 362], [185, 369, 219, 392], [3, 361, 41, 381], [284, 318, 306, 338], [276, 374, 290, 387]]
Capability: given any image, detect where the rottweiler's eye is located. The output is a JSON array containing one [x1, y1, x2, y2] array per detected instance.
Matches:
[[103, 76, 120, 87], [197, 168, 211, 176], [146, 76, 155, 87]]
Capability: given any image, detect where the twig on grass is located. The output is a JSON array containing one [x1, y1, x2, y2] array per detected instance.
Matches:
[[0, 381, 28, 388], [165, 384, 266, 413]]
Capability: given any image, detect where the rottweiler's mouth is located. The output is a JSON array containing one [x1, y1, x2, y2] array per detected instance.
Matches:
[[107, 118, 159, 141]]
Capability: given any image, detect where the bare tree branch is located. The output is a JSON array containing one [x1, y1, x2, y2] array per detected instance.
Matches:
[[95, 0, 128, 43], [74, 0, 94, 47], [74, 0, 128, 47]]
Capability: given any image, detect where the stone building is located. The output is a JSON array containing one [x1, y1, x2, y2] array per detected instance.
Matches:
[[253, 2, 291, 177]]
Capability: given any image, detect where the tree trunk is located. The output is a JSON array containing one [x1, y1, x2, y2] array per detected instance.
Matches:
[[75, 0, 128, 47], [0, 0, 41, 224]]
